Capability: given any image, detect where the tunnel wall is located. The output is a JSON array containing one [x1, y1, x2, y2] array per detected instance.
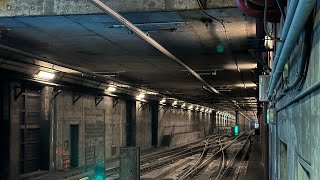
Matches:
[[158, 107, 215, 147], [54, 91, 127, 170], [271, 2, 320, 179], [2, 83, 228, 179]]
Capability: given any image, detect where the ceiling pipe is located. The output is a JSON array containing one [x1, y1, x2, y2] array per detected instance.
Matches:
[[235, 0, 281, 22], [88, 0, 221, 95], [268, 0, 316, 99], [268, 0, 298, 83]]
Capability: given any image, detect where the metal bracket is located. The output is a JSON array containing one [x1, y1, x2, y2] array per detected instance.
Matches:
[[96, 82, 102, 89], [139, 102, 147, 110], [158, 106, 164, 112], [113, 98, 120, 108], [248, 49, 272, 73], [163, 107, 169, 114], [95, 96, 104, 107], [73, 93, 82, 105], [14, 85, 24, 100], [52, 90, 62, 101]]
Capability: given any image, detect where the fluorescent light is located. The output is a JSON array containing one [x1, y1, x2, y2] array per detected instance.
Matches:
[[36, 71, 55, 80], [136, 93, 145, 99], [107, 85, 116, 92]]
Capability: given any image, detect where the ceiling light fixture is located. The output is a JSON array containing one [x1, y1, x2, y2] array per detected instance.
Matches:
[[172, 100, 177, 106], [35, 71, 55, 80], [160, 98, 166, 104], [136, 93, 145, 100], [182, 103, 186, 108], [107, 85, 116, 92]]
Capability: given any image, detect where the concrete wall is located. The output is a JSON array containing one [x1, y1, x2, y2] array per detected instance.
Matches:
[[271, 2, 320, 180], [158, 106, 215, 147], [135, 102, 152, 150]]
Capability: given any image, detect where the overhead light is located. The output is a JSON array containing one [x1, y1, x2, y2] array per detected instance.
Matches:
[[160, 98, 166, 104], [195, 106, 199, 111], [182, 103, 186, 108], [201, 107, 205, 111], [172, 100, 177, 106], [188, 105, 193, 110], [146, 91, 158, 95], [35, 71, 55, 80], [107, 85, 116, 92], [136, 93, 145, 100]]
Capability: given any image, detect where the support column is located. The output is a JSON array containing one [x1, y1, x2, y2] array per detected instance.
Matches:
[[0, 80, 10, 180]]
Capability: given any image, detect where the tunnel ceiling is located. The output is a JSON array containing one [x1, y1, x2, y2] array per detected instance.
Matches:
[[0, 7, 258, 112]]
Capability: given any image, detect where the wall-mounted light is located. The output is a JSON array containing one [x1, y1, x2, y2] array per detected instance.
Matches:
[[136, 93, 145, 100], [107, 85, 116, 92], [181, 103, 186, 108], [35, 71, 55, 80], [172, 100, 177, 106]]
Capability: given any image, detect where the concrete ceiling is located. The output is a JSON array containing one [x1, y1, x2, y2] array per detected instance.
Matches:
[[0, 7, 259, 111]]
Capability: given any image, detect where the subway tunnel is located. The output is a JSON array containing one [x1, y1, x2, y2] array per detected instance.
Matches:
[[0, 0, 319, 179]]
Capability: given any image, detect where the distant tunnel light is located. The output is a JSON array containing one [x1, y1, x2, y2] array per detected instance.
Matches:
[[107, 85, 116, 92], [36, 71, 55, 80]]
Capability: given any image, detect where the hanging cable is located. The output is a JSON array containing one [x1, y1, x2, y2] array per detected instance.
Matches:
[[275, 0, 286, 20], [196, 0, 241, 72], [264, 0, 281, 42]]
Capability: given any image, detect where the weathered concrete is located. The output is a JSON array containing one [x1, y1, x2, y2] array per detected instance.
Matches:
[[9, 82, 21, 179], [136, 101, 152, 150], [272, 2, 320, 179], [0, 0, 235, 17], [54, 91, 126, 170], [158, 107, 215, 147]]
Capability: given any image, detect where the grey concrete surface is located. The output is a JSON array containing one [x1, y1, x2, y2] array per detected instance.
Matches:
[[0, 0, 235, 17]]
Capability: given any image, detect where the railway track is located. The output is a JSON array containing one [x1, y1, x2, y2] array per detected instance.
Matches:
[[78, 132, 253, 180]]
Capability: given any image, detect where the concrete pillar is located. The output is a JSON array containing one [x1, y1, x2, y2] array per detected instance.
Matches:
[[40, 87, 54, 170], [0, 80, 10, 180], [9, 82, 21, 179]]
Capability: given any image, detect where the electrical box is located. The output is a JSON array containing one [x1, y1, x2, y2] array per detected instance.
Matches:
[[259, 75, 270, 102]]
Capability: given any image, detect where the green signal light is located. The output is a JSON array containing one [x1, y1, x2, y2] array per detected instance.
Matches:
[[234, 125, 239, 136], [216, 45, 224, 53], [94, 161, 105, 180], [94, 175, 104, 180]]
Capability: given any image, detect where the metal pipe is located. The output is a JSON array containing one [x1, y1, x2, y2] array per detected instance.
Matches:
[[269, 0, 298, 72], [277, 80, 320, 112], [268, 0, 316, 98], [89, 0, 221, 95]]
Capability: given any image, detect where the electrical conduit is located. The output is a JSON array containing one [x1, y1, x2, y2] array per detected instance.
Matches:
[[268, 0, 316, 99]]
